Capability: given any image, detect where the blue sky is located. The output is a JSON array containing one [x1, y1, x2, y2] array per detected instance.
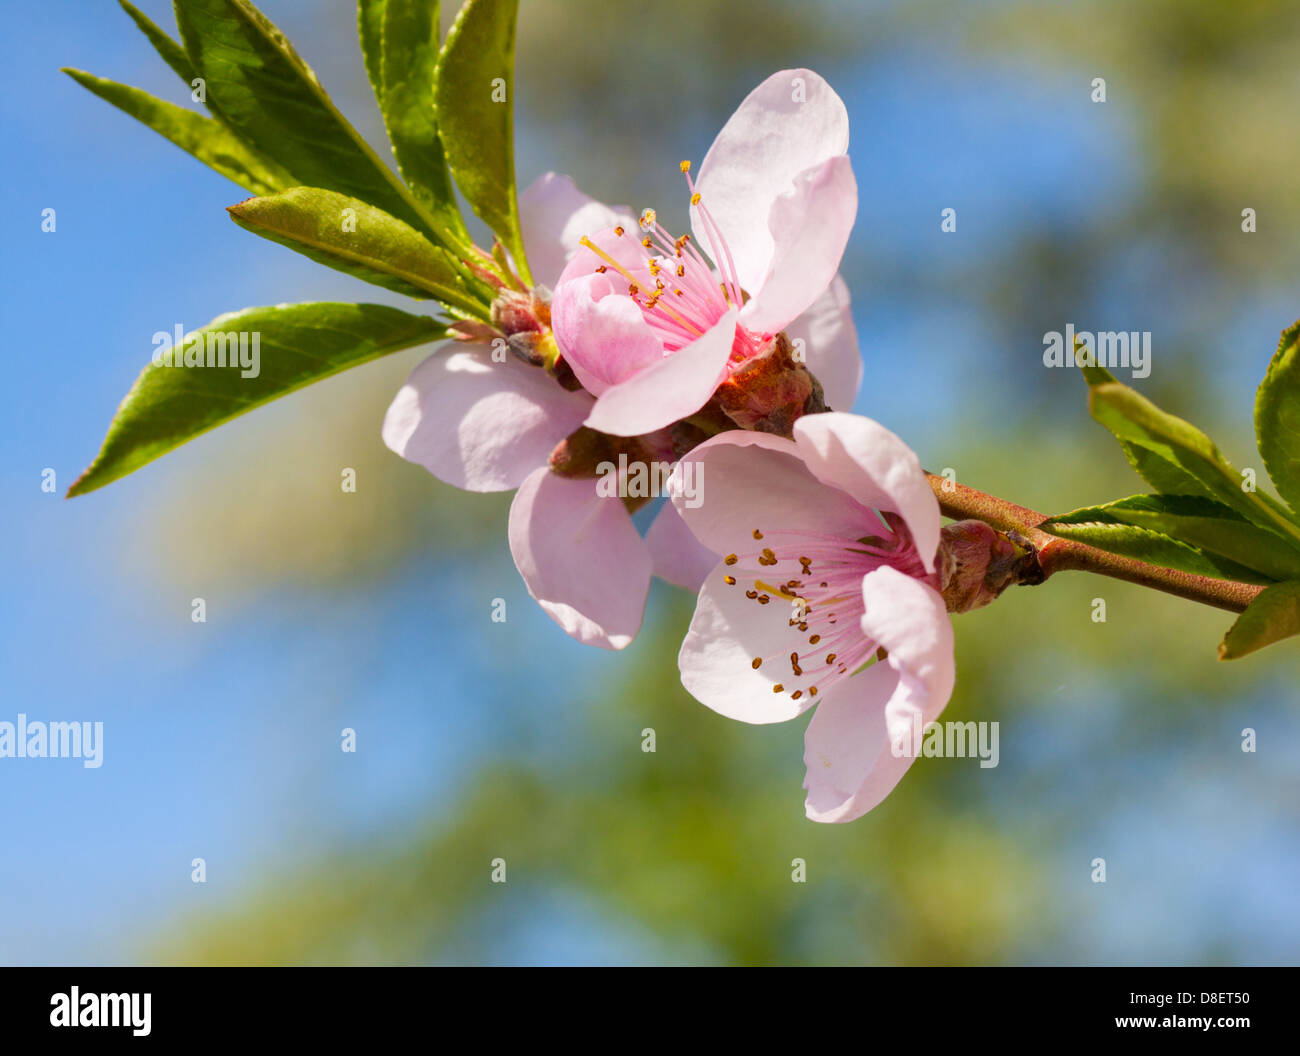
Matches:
[[2, 0, 1296, 964]]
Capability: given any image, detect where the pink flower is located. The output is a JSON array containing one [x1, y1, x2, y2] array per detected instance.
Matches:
[[386, 172, 855, 649], [550, 69, 860, 437], [384, 65, 863, 651], [667, 412, 955, 822]]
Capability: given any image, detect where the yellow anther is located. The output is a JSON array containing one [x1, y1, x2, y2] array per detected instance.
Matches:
[[754, 580, 801, 603]]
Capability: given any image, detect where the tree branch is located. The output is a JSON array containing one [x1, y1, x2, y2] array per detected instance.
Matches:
[[926, 473, 1265, 614]]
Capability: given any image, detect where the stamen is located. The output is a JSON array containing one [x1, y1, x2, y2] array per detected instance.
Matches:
[[578, 236, 702, 337], [753, 579, 800, 602]]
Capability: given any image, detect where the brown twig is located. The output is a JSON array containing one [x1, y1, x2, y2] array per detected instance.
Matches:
[[926, 473, 1265, 614]]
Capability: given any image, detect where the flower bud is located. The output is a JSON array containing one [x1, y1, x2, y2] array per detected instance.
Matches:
[[938, 520, 1041, 613], [711, 331, 826, 436], [490, 287, 542, 336]]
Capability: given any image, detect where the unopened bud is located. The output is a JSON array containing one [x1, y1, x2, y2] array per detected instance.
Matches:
[[711, 331, 826, 436], [938, 520, 1040, 613], [490, 288, 542, 336]]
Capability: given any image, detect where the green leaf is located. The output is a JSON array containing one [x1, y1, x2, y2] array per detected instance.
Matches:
[[1078, 359, 1117, 388], [435, 0, 531, 282], [357, 0, 389, 109], [61, 69, 288, 195], [1218, 581, 1300, 660], [1043, 494, 1300, 582], [172, 0, 436, 240], [358, 0, 471, 251], [68, 303, 445, 497], [1037, 518, 1268, 583], [228, 187, 486, 317], [1088, 380, 1300, 546], [118, 0, 197, 85], [1077, 356, 1214, 498], [1119, 441, 1215, 500], [1255, 319, 1300, 513]]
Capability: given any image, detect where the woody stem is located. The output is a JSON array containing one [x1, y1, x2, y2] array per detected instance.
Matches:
[[925, 473, 1264, 614]]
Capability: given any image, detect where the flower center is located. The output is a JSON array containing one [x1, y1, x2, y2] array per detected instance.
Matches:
[[577, 161, 765, 368], [719, 517, 930, 700]]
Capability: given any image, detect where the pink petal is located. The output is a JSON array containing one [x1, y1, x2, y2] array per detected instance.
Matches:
[[518, 173, 633, 287], [678, 566, 819, 724], [553, 222, 656, 288], [784, 273, 861, 412], [550, 271, 665, 395], [583, 310, 737, 437], [739, 155, 857, 333], [693, 69, 850, 296], [507, 467, 651, 650], [666, 430, 874, 557], [859, 566, 955, 711], [382, 345, 592, 492], [802, 663, 900, 822], [792, 413, 942, 572], [802, 568, 954, 822], [645, 500, 718, 591]]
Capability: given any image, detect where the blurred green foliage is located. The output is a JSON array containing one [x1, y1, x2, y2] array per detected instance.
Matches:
[[131, 0, 1299, 964]]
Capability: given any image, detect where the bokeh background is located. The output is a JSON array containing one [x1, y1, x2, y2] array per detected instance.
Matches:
[[3, 0, 1298, 965]]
